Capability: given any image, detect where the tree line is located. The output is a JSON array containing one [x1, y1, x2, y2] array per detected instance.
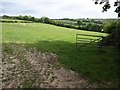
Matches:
[[1, 15, 103, 32]]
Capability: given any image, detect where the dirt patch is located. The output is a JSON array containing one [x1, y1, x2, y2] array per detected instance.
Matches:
[[2, 44, 97, 88]]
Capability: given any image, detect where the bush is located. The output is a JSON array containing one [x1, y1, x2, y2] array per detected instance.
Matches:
[[101, 20, 120, 49]]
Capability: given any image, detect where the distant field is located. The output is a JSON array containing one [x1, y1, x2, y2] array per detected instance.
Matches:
[[2, 22, 118, 87], [0, 19, 32, 23], [0, 19, 24, 21]]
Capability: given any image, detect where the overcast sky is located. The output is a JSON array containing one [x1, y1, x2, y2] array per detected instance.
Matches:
[[0, 0, 117, 19]]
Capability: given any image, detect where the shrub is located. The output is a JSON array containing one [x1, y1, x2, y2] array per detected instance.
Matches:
[[101, 20, 120, 49]]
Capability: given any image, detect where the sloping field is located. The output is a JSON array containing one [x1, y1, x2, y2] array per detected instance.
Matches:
[[2, 23, 106, 43], [2, 23, 118, 88]]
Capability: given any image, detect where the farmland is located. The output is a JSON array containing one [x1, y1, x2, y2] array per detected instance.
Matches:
[[2, 22, 118, 88]]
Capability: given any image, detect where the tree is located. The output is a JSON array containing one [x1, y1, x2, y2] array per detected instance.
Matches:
[[44, 17, 50, 23], [17, 15, 24, 20], [77, 21, 82, 28], [30, 17, 35, 21], [93, 1, 120, 49], [2, 15, 10, 19], [23, 15, 29, 20], [40, 17, 47, 23], [101, 21, 120, 49], [93, 0, 120, 17], [40, 17, 53, 24]]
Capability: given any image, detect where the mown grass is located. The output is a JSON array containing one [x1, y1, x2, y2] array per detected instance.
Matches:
[[2, 23, 119, 87]]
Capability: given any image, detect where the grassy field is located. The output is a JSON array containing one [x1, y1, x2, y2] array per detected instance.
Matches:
[[0, 19, 32, 23], [2, 23, 118, 87]]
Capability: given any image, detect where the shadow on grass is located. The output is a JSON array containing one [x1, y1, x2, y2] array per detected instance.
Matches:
[[3, 40, 119, 88]]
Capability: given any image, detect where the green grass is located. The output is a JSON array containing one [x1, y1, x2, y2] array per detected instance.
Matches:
[[2, 23, 118, 87], [0, 19, 24, 21], [0, 19, 32, 23], [2, 23, 106, 43]]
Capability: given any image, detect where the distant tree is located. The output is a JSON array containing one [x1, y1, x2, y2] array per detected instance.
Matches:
[[40, 17, 53, 24], [37, 19, 42, 22], [77, 21, 82, 28], [34, 18, 39, 22], [93, 0, 120, 17], [41, 17, 47, 23], [91, 19, 95, 22], [62, 18, 70, 20], [44, 17, 50, 23], [2, 15, 9, 19], [17, 15, 24, 20], [27, 15, 32, 21], [86, 23, 92, 30], [23, 15, 29, 20], [30, 17, 35, 21], [48, 19, 55, 24]]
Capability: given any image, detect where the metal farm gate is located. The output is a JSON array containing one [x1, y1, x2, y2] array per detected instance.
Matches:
[[76, 33, 106, 48]]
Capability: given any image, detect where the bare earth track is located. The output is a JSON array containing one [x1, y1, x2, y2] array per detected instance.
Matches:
[[2, 44, 97, 88]]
